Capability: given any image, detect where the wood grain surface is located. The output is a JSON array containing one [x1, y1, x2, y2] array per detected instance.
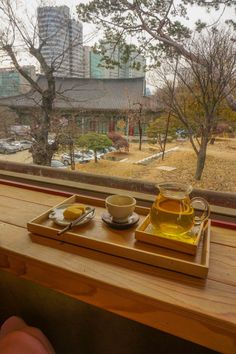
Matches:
[[0, 183, 236, 354]]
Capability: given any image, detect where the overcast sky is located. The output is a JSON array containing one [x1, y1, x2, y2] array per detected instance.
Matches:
[[1, 0, 235, 69], [23, 0, 235, 43]]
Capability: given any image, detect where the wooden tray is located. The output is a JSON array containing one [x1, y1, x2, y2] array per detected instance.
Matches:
[[135, 214, 205, 255], [27, 195, 210, 278]]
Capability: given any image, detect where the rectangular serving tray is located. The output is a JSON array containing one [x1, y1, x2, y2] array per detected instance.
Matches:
[[135, 214, 205, 255], [27, 195, 210, 278]]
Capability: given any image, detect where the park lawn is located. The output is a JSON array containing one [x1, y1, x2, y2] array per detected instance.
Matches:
[[76, 140, 236, 192]]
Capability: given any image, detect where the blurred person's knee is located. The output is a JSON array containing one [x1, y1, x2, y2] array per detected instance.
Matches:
[[0, 316, 55, 354]]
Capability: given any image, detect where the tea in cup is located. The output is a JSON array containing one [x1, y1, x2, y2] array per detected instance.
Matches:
[[150, 182, 210, 236], [105, 194, 136, 223]]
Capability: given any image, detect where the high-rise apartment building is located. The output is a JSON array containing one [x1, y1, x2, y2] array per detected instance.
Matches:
[[37, 6, 83, 78], [69, 19, 83, 77], [83, 46, 91, 78], [0, 66, 36, 97], [128, 51, 146, 78], [102, 45, 120, 79], [84, 45, 146, 79]]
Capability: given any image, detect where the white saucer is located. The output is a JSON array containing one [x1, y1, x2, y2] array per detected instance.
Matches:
[[49, 204, 95, 226]]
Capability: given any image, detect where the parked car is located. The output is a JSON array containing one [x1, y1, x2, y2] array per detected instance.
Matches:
[[76, 148, 116, 161], [95, 147, 116, 158], [78, 150, 96, 161], [6, 141, 21, 151], [0, 142, 18, 154], [18, 140, 33, 150], [60, 153, 90, 166], [81, 150, 97, 161], [176, 129, 188, 139], [107, 146, 117, 152], [50, 160, 67, 168], [95, 149, 106, 158], [10, 140, 32, 151]]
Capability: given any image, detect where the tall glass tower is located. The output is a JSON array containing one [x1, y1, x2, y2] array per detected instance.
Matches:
[[37, 6, 83, 78]]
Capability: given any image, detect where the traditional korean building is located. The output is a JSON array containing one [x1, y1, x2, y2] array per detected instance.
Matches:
[[0, 76, 159, 136]]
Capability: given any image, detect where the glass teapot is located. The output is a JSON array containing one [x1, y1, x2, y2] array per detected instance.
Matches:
[[150, 182, 210, 236]]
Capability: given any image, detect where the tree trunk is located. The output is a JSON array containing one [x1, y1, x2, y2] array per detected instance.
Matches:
[[126, 116, 130, 143], [162, 112, 170, 160], [94, 151, 98, 163], [195, 137, 208, 180], [69, 143, 75, 170], [31, 125, 50, 165], [31, 114, 50, 165], [31, 95, 56, 165], [138, 119, 142, 151]]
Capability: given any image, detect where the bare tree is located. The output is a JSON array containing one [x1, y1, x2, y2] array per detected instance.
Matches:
[[157, 29, 236, 180], [132, 102, 144, 151], [0, 0, 84, 165], [124, 92, 146, 151]]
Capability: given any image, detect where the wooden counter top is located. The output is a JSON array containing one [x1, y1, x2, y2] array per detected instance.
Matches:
[[0, 182, 236, 353]]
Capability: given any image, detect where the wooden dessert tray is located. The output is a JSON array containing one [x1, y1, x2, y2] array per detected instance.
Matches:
[[27, 195, 210, 278]]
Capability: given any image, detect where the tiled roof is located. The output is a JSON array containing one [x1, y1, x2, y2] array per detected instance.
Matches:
[[0, 76, 151, 111]]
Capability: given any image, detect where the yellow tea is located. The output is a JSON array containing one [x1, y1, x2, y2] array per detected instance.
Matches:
[[150, 194, 194, 236]]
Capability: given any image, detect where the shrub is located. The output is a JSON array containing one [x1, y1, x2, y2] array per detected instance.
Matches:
[[107, 131, 129, 151]]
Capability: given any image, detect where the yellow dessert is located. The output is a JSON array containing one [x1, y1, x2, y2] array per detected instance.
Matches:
[[63, 204, 86, 220]]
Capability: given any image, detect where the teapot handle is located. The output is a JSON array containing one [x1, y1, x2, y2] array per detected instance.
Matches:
[[190, 197, 210, 225]]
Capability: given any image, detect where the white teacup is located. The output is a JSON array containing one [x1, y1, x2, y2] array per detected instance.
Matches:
[[105, 195, 136, 223]]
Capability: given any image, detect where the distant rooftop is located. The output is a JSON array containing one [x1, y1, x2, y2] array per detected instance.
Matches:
[[0, 76, 156, 111]]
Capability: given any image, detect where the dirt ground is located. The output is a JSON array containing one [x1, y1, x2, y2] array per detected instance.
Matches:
[[1, 138, 235, 192]]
